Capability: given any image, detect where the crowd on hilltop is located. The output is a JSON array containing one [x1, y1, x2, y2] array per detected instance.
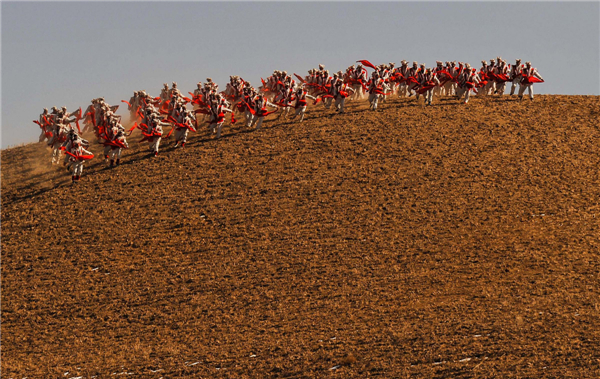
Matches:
[[33, 57, 543, 183]]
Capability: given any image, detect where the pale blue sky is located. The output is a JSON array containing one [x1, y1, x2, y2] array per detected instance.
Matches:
[[2, 2, 599, 148]]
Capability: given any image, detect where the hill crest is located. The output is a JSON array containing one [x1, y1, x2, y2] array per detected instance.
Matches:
[[2, 94, 600, 377]]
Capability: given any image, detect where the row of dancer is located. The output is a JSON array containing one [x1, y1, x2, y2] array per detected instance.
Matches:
[[337, 58, 543, 105], [33, 58, 544, 183]]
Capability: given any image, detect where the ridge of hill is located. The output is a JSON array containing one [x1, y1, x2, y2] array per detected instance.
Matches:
[[2, 95, 600, 377]]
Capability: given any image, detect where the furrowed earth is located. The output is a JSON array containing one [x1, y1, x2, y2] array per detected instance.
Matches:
[[2, 95, 600, 378]]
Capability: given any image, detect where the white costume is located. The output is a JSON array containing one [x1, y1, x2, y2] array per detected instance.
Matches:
[[37, 109, 52, 142], [146, 115, 168, 156], [208, 103, 233, 139], [174, 109, 196, 147], [332, 78, 353, 113], [456, 66, 480, 104], [109, 130, 128, 165], [367, 74, 388, 110], [395, 62, 411, 97], [518, 63, 544, 100], [494, 61, 510, 96], [509, 60, 523, 96], [419, 70, 441, 106], [61, 130, 90, 170], [291, 88, 316, 122], [70, 145, 94, 182], [250, 96, 277, 130]]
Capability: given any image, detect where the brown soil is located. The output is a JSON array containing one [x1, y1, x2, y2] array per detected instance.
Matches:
[[2, 95, 600, 378]]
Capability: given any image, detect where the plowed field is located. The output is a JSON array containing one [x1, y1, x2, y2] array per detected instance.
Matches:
[[2, 95, 600, 378]]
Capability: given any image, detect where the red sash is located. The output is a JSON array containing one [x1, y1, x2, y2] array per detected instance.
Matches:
[[416, 81, 436, 94], [257, 108, 278, 117], [348, 78, 367, 91], [296, 99, 307, 108], [65, 151, 94, 161], [104, 139, 128, 149], [521, 75, 544, 84]]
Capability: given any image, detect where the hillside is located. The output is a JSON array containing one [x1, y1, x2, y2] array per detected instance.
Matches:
[[2, 95, 600, 378]]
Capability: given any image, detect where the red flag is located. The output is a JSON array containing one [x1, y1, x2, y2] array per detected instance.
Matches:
[[357, 60, 377, 70]]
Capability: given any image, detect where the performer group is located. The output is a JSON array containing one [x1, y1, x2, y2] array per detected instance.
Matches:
[[33, 57, 544, 183]]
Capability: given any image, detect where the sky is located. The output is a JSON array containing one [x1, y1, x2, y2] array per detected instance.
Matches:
[[1, 1, 599, 149]]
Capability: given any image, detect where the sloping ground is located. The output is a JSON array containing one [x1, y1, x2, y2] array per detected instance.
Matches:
[[2, 95, 600, 378]]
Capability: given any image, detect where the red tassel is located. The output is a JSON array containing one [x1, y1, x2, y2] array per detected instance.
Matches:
[[90, 109, 97, 128], [260, 108, 279, 117], [128, 122, 138, 132]]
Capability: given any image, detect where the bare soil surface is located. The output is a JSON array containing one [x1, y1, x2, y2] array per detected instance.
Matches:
[[2, 95, 600, 378]]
